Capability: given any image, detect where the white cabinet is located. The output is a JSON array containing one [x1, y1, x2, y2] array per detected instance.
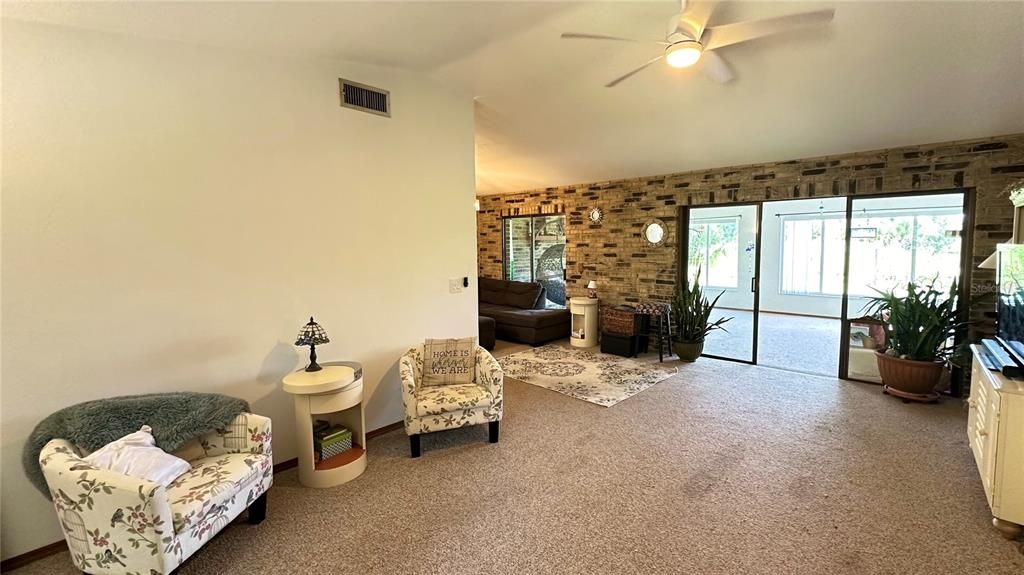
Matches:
[[282, 365, 367, 489], [569, 297, 599, 348], [969, 346, 1024, 539]]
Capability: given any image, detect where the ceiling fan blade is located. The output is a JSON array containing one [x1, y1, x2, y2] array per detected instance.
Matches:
[[702, 50, 734, 84], [605, 55, 665, 88], [675, 1, 716, 40], [702, 9, 835, 51], [561, 32, 669, 46]]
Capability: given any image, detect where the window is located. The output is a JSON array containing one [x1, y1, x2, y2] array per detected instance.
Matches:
[[502, 215, 567, 306], [780, 209, 963, 297], [688, 218, 739, 288], [846, 210, 962, 297], [780, 216, 846, 295]]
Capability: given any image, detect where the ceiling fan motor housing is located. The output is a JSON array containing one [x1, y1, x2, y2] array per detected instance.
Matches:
[[665, 40, 703, 68]]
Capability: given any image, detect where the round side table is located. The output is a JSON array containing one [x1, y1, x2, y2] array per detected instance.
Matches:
[[282, 364, 367, 488], [569, 297, 599, 348]]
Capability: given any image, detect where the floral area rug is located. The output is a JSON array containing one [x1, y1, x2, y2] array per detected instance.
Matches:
[[498, 345, 678, 407]]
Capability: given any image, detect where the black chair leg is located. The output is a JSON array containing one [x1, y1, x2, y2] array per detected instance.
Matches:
[[489, 420, 500, 443], [409, 434, 421, 458], [666, 311, 674, 358], [657, 315, 665, 362], [248, 492, 267, 524]]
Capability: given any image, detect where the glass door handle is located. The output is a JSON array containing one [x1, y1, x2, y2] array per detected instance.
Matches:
[[750, 277, 758, 292]]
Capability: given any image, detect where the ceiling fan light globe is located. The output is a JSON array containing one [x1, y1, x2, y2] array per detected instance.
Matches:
[[665, 41, 702, 68]]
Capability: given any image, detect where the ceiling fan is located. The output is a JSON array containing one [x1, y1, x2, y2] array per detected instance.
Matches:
[[561, 1, 835, 87]]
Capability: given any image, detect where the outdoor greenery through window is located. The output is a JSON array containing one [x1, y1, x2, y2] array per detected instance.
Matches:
[[780, 209, 963, 297], [847, 210, 963, 297], [688, 218, 739, 288]]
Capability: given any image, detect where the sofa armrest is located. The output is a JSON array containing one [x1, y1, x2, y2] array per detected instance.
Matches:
[[199, 413, 272, 458], [475, 346, 504, 413], [399, 347, 422, 433], [40, 439, 176, 573]]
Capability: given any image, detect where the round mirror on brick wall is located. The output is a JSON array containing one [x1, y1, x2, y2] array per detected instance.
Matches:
[[589, 207, 604, 223], [643, 219, 667, 246]]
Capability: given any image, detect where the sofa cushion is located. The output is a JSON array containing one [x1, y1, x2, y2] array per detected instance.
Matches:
[[478, 277, 544, 309], [416, 384, 493, 417], [479, 305, 570, 329], [504, 283, 544, 309], [478, 277, 510, 306], [167, 452, 271, 534], [422, 337, 476, 387]]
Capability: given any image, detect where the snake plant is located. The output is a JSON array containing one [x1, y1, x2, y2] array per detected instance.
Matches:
[[673, 267, 732, 343]]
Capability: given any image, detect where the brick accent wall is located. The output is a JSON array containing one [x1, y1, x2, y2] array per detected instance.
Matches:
[[477, 133, 1024, 339]]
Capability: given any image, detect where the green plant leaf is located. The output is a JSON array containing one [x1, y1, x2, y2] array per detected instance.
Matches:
[[673, 266, 733, 342]]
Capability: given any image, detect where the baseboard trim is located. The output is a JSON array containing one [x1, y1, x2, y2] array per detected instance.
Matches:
[[366, 420, 404, 439], [1, 420, 405, 571], [272, 457, 298, 474], [0, 540, 68, 572]]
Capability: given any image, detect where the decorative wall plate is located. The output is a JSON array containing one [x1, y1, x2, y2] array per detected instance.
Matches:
[[642, 219, 667, 246], [588, 207, 604, 224]]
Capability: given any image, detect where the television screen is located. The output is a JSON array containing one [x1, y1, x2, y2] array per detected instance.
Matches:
[[997, 244, 1024, 361]]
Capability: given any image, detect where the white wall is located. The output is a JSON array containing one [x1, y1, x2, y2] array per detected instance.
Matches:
[[1, 20, 477, 559]]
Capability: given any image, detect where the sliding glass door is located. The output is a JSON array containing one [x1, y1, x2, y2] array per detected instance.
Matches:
[[680, 192, 969, 385], [502, 215, 567, 307], [685, 204, 760, 363], [758, 198, 847, 376], [841, 192, 967, 384]]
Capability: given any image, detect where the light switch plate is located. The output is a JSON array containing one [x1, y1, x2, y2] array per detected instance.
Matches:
[[449, 279, 464, 294]]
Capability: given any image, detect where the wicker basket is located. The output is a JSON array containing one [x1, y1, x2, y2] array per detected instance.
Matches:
[[602, 305, 639, 336]]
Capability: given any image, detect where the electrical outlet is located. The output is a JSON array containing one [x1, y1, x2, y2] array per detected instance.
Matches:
[[449, 279, 464, 294]]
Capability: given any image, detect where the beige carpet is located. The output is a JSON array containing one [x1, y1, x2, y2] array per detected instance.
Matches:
[[13, 341, 1023, 574]]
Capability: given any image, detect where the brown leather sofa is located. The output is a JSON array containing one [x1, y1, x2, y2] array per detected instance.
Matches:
[[478, 277, 570, 346], [478, 316, 496, 351]]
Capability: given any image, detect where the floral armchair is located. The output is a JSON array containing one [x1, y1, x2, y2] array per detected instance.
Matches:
[[39, 413, 273, 575], [399, 345, 503, 457]]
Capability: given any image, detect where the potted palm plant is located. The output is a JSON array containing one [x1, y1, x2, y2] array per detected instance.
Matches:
[[862, 279, 968, 401], [672, 268, 732, 362]]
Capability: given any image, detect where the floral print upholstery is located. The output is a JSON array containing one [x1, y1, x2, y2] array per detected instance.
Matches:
[[415, 384, 493, 417], [400, 345, 503, 435], [166, 452, 271, 534], [39, 413, 273, 575]]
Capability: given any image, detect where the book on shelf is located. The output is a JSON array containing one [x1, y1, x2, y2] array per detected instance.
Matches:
[[317, 425, 350, 442], [315, 425, 354, 461]]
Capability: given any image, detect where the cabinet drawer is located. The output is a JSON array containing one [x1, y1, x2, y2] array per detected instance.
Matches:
[[968, 358, 999, 505]]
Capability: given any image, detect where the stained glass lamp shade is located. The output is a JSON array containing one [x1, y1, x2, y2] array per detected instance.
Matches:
[[295, 316, 330, 372]]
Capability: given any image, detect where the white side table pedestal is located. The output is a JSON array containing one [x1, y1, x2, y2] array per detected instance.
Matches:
[[569, 297, 599, 348], [282, 365, 367, 488]]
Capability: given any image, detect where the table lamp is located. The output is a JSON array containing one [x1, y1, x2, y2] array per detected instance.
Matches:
[[587, 281, 598, 299], [294, 316, 330, 372]]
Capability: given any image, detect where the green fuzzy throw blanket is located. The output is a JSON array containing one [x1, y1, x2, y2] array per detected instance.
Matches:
[[24, 392, 249, 499]]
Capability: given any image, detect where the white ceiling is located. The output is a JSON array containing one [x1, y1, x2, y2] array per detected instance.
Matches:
[[5, 1, 1024, 195]]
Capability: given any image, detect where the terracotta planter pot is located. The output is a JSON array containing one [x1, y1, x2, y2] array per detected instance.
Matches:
[[673, 340, 704, 362], [874, 351, 945, 396]]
